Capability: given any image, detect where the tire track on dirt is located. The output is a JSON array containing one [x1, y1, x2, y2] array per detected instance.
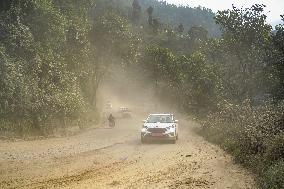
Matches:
[[0, 115, 256, 189]]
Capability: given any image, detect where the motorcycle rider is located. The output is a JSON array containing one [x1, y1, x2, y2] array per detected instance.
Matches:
[[108, 113, 115, 127]]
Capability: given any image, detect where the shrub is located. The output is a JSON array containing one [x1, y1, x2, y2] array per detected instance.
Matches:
[[201, 99, 284, 188], [261, 160, 284, 189]]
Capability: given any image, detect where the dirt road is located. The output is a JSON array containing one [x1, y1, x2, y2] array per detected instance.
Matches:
[[0, 114, 256, 189]]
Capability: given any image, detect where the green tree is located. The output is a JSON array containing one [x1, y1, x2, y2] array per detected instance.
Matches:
[[271, 15, 284, 101], [188, 25, 208, 41], [132, 0, 141, 25], [215, 4, 272, 101], [89, 10, 140, 107], [177, 23, 184, 34], [0, 0, 92, 134], [147, 6, 153, 26]]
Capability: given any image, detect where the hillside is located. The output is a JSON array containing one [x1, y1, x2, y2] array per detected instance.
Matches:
[[100, 0, 221, 37]]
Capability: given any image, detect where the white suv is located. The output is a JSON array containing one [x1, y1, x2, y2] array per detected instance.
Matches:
[[141, 114, 178, 143]]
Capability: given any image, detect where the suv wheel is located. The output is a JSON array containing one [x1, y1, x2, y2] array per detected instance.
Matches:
[[141, 134, 146, 143]]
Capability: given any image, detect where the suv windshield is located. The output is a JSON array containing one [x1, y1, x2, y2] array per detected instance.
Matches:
[[147, 115, 173, 123]]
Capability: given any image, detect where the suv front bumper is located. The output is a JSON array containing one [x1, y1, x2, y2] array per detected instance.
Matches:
[[141, 132, 176, 141]]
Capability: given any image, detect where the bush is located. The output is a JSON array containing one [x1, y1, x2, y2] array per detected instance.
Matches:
[[261, 160, 284, 189], [0, 0, 96, 136], [264, 133, 284, 162], [201, 99, 284, 189]]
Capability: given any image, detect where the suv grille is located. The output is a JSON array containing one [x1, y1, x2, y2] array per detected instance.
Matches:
[[148, 128, 166, 133]]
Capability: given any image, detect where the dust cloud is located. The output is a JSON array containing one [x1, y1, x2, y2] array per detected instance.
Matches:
[[0, 64, 256, 189], [97, 64, 178, 119]]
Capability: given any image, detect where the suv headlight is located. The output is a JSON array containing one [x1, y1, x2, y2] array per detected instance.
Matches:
[[142, 125, 148, 129], [166, 125, 175, 130]]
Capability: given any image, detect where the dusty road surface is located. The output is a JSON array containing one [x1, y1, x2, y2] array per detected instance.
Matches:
[[0, 113, 256, 189]]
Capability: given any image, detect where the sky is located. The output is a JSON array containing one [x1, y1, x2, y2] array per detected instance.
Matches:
[[163, 0, 284, 26]]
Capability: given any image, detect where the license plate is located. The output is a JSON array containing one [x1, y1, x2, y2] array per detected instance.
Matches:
[[151, 133, 163, 137]]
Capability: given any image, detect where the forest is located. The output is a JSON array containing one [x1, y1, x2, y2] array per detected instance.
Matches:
[[0, 0, 283, 188]]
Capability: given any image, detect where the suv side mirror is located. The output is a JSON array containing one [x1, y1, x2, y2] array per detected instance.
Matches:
[[142, 120, 146, 123], [174, 120, 179, 123]]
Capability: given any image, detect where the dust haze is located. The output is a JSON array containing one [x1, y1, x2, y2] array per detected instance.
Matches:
[[98, 65, 176, 116], [0, 66, 256, 189]]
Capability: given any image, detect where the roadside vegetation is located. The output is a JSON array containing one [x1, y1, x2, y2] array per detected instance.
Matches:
[[0, 0, 139, 136], [0, 0, 283, 188]]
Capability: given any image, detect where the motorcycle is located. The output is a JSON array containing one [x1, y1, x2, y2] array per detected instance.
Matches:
[[109, 120, 115, 128]]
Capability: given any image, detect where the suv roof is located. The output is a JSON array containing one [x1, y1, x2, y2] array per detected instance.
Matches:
[[149, 113, 173, 116]]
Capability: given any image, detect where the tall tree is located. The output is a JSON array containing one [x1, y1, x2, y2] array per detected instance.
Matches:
[[147, 6, 153, 26], [0, 0, 88, 134], [215, 4, 272, 101], [89, 11, 140, 106], [0, 0, 12, 12], [188, 25, 208, 41], [271, 15, 284, 100], [152, 18, 160, 34], [177, 23, 184, 34], [132, 0, 141, 25]]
